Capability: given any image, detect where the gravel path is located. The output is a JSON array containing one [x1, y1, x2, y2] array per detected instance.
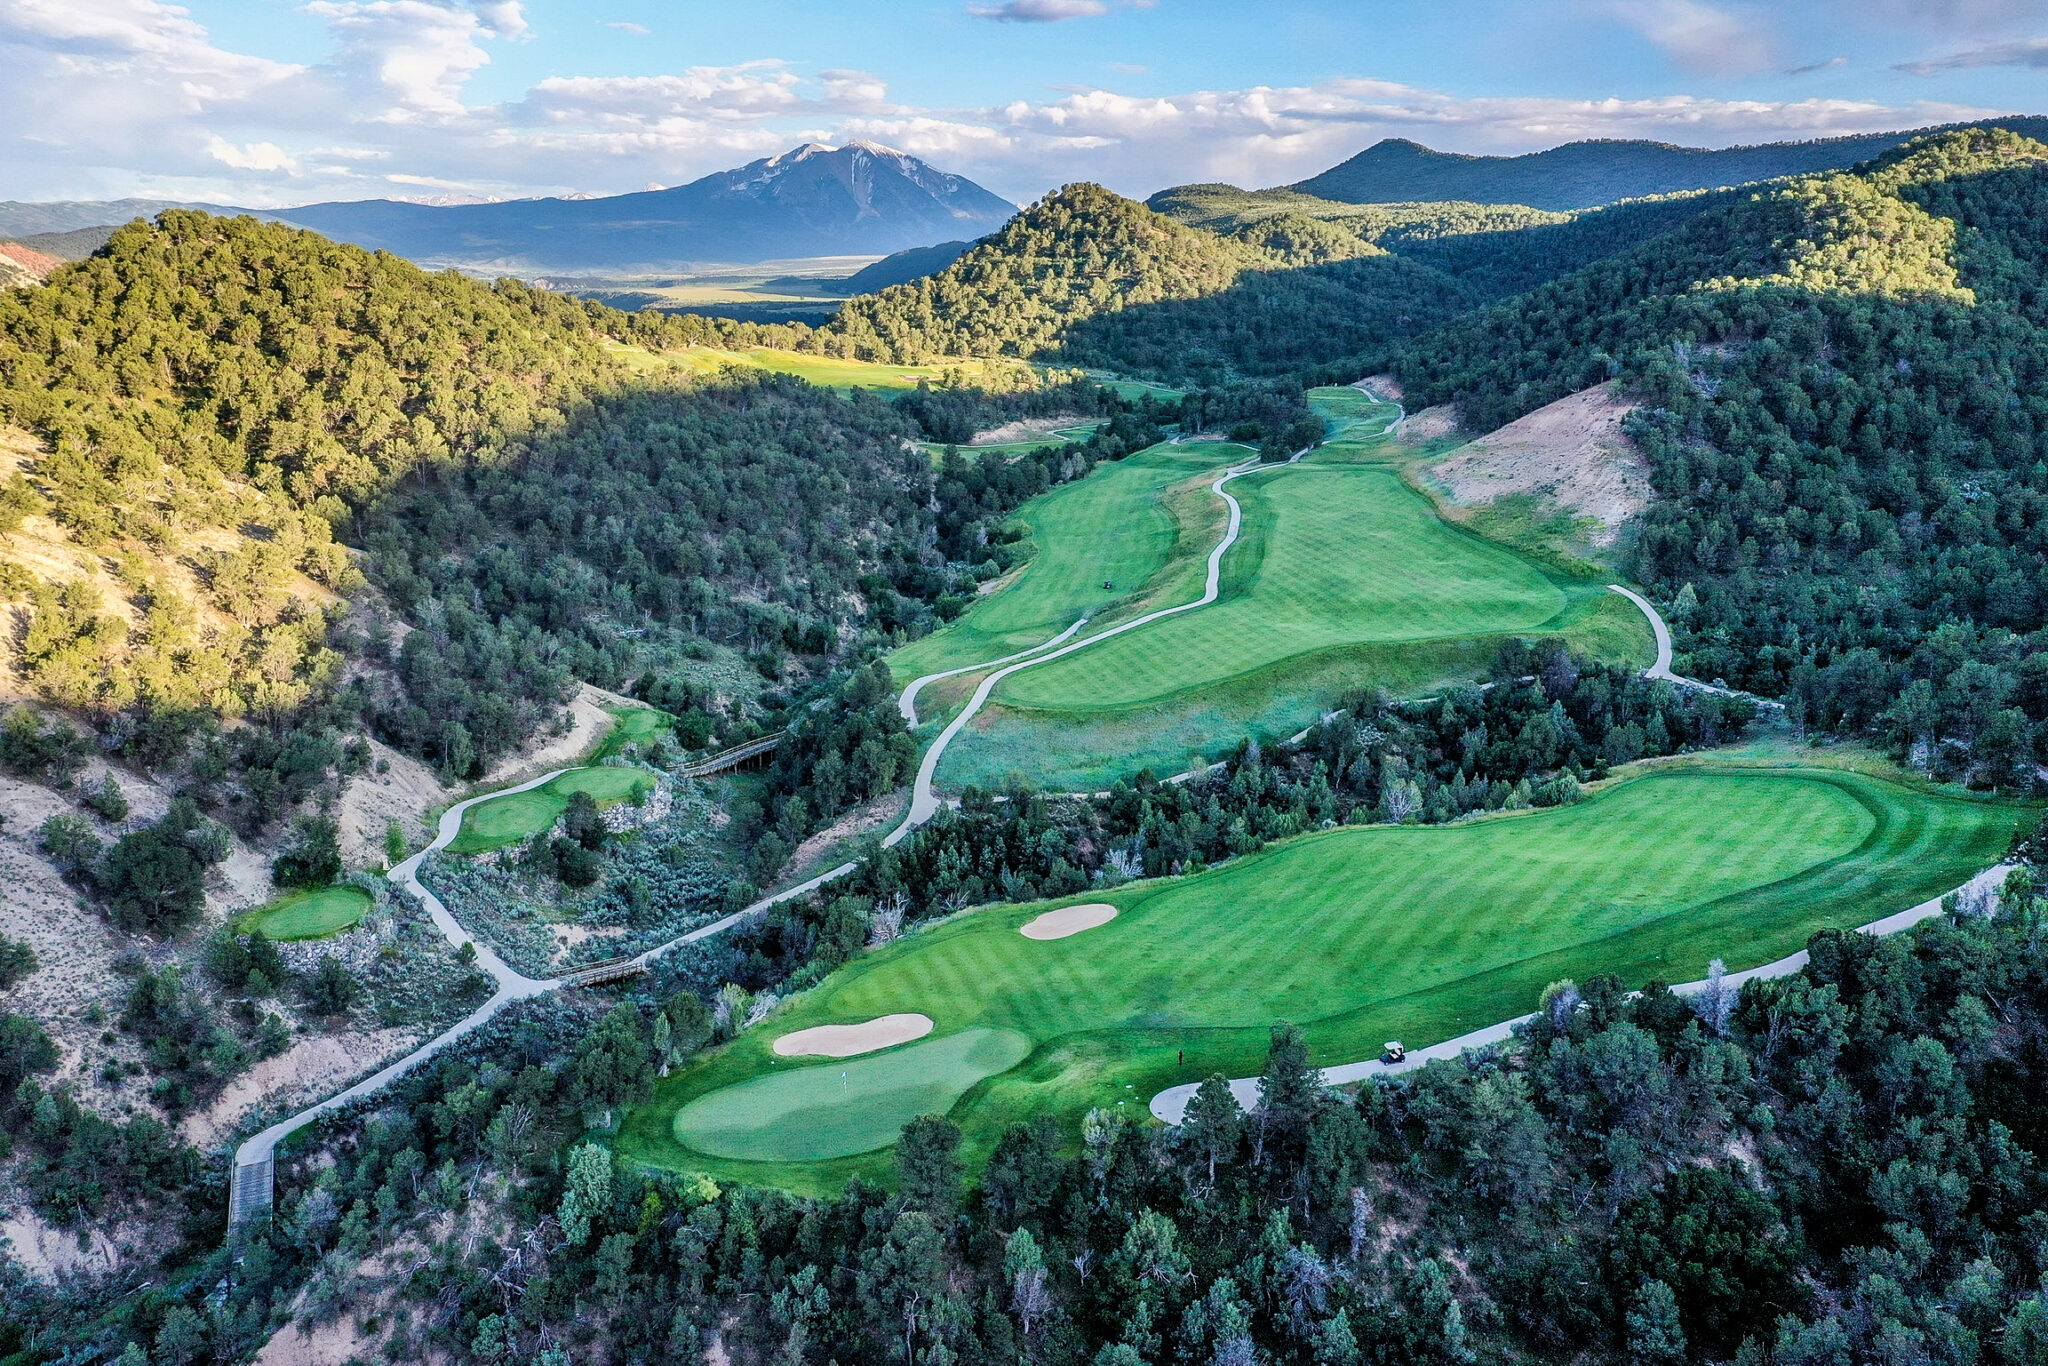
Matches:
[[1606, 583, 1783, 707]]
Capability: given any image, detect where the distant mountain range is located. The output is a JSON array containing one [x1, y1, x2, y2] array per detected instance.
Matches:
[[272, 142, 1015, 270], [0, 198, 240, 238], [1290, 117, 2048, 210], [0, 143, 1015, 271]]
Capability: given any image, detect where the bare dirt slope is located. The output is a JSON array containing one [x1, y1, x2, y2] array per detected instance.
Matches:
[[1401, 405, 1464, 444], [336, 736, 445, 866], [1424, 385, 1649, 545], [968, 413, 1090, 446], [1358, 373, 1405, 403], [0, 242, 63, 289], [481, 682, 636, 786], [179, 1025, 425, 1152], [0, 1210, 121, 1279], [0, 774, 133, 1063]]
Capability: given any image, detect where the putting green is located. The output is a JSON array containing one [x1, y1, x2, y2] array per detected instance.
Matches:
[[448, 765, 657, 854], [673, 1027, 1031, 1161], [891, 442, 1242, 680], [622, 761, 2028, 1191], [237, 886, 372, 941]]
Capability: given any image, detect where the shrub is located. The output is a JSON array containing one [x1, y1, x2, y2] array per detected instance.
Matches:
[[272, 813, 343, 888], [35, 814, 102, 879], [83, 774, 130, 823], [99, 799, 231, 935], [303, 956, 362, 1017], [0, 933, 38, 991]]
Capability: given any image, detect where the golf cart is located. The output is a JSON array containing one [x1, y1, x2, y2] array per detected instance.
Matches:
[[1380, 1040, 1406, 1065]]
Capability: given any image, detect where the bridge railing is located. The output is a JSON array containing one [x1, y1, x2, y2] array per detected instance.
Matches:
[[558, 954, 651, 988], [678, 731, 783, 778]]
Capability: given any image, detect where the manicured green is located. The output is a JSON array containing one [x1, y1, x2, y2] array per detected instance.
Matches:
[[925, 388, 1646, 787], [889, 441, 1248, 681], [620, 761, 2029, 1192], [448, 765, 657, 854], [997, 463, 1570, 710], [672, 1028, 1032, 1161], [237, 886, 373, 942]]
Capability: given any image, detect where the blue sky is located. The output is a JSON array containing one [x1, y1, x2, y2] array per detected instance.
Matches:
[[3, 0, 2043, 206]]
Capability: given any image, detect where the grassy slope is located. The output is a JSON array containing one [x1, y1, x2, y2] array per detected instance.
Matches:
[[918, 389, 1648, 789], [237, 886, 373, 941], [889, 442, 1246, 680], [591, 703, 673, 762], [607, 342, 1036, 392], [619, 759, 2030, 1191]]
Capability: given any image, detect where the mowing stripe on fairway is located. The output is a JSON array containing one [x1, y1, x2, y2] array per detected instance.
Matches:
[[890, 442, 1236, 681]]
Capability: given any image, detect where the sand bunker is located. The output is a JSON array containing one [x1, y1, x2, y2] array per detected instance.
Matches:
[[1020, 903, 1118, 940], [773, 1013, 934, 1058]]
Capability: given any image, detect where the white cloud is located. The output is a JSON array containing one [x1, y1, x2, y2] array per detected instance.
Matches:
[[1785, 56, 1849, 76], [819, 69, 894, 112], [1594, 0, 1779, 77], [1859, 0, 2044, 28], [303, 1, 498, 118], [0, 0, 2015, 209], [207, 135, 299, 172], [605, 20, 649, 34], [470, 0, 527, 37], [520, 64, 807, 121]]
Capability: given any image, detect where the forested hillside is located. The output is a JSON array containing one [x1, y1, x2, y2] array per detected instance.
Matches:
[[827, 184, 1265, 362], [0, 211, 1147, 807], [1389, 128, 2048, 780], [824, 179, 1740, 384], [0, 212, 620, 724]]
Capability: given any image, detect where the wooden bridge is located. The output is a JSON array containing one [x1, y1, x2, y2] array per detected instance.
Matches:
[[678, 732, 783, 778], [558, 954, 651, 989]]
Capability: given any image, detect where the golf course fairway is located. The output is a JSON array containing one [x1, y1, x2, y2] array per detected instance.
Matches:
[[894, 388, 1651, 791], [620, 761, 2029, 1192], [889, 441, 1246, 681]]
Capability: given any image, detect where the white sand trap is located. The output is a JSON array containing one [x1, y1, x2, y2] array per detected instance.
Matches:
[[1020, 903, 1118, 940], [773, 1013, 934, 1058]]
